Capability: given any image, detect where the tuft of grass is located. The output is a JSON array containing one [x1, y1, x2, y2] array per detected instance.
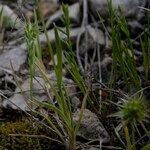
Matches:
[[108, 0, 141, 91], [140, 31, 150, 83], [24, 9, 42, 105], [141, 143, 150, 150], [101, 1, 150, 149], [24, 2, 88, 150]]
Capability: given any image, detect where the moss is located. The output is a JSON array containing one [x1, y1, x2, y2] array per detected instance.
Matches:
[[0, 118, 65, 150]]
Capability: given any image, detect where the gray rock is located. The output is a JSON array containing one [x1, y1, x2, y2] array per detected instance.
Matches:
[[72, 97, 80, 111], [46, 3, 80, 28], [87, 26, 105, 46], [39, 27, 82, 46], [0, 4, 23, 29], [2, 75, 76, 111], [2, 77, 47, 111], [0, 47, 26, 71], [88, 0, 147, 19], [73, 109, 110, 143]]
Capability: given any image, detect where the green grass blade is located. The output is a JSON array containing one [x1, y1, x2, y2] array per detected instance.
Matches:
[[54, 25, 62, 87]]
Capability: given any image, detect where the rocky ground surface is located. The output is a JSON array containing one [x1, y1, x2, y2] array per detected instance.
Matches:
[[0, 0, 150, 150]]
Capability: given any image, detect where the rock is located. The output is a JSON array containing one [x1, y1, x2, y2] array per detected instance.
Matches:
[[2, 75, 76, 111], [127, 20, 143, 34], [69, 2, 80, 24], [0, 47, 27, 72], [91, 56, 112, 83], [39, 27, 82, 45], [72, 97, 80, 111], [0, 69, 5, 77], [18, 0, 59, 20], [73, 109, 110, 143], [0, 73, 17, 97], [0, 4, 23, 29], [87, 26, 105, 46], [88, 0, 147, 19], [2, 77, 47, 111], [47, 73, 77, 99], [78, 27, 104, 55], [39, 0, 59, 17], [46, 3, 80, 28]]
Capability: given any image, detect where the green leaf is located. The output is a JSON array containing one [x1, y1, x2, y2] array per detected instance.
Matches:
[[54, 25, 62, 87], [141, 144, 150, 150]]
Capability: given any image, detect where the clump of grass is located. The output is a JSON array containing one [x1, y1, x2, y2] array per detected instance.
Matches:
[[98, 1, 150, 149], [108, 0, 141, 91], [24, 2, 88, 150], [142, 143, 150, 150], [140, 31, 150, 83], [24, 9, 42, 106]]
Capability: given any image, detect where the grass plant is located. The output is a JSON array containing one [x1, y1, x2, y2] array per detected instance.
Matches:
[[24, 10, 42, 108], [100, 0, 150, 149], [108, 0, 141, 91], [140, 31, 150, 83], [24, 2, 88, 150]]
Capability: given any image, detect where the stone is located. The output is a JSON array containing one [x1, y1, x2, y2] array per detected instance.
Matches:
[[2, 74, 76, 111], [2, 77, 47, 111], [87, 26, 105, 46], [88, 0, 147, 19], [46, 3, 80, 28], [0, 4, 23, 29], [18, 0, 59, 20], [0, 47, 27, 72], [73, 109, 110, 143]]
